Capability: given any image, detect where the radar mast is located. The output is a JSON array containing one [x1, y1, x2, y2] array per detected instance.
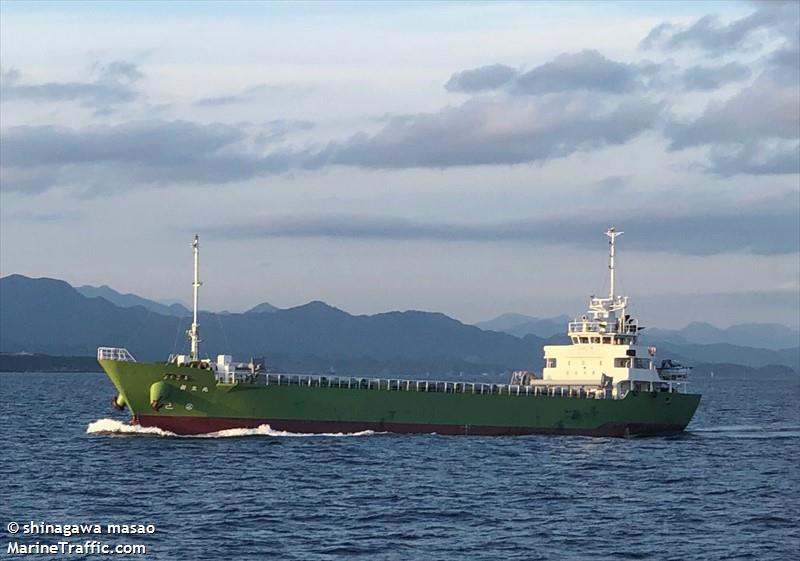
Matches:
[[607, 227, 623, 300], [188, 235, 201, 360]]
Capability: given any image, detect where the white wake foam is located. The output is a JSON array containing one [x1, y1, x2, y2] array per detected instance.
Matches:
[[86, 418, 377, 438], [87, 418, 176, 436]]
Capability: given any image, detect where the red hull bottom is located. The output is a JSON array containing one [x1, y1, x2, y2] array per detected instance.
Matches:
[[135, 415, 686, 438]]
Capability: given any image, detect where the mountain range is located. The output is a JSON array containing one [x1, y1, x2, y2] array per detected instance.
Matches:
[[477, 313, 799, 351], [76, 284, 281, 317], [77, 282, 799, 351], [476, 313, 572, 339], [76, 284, 191, 317], [1, 274, 797, 376]]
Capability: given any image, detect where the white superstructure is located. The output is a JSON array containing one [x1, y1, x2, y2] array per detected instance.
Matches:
[[535, 228, 688, 398]]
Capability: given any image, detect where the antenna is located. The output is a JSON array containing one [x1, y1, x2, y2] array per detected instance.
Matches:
[[606, 227, 623, 299], [188, 234, 202, 360]]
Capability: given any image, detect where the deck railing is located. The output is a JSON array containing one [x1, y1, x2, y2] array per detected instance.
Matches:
[[97, 347, 137, 362], [252, 373, 686, 397], [567, 321, 639, 335], [243, 373, 680, 398]]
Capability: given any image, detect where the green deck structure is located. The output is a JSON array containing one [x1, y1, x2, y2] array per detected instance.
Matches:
[[101, 359, 700, 437]]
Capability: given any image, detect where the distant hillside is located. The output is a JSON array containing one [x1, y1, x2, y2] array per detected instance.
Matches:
[[76, 284, 190, 317], [690, 363, 797, 378], [245, 302, 280, 314], [476, 313, 570, 338], [480, 313, 799, 351], [643, 322, 800, 351], [2, 274, 797, 376], [1, 275, 544, 376], [643, 341, 798, 371], [0, 353, 102, 373]]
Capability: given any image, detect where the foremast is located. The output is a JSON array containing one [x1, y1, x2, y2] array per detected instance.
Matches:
[[188, 234, 201, 361]]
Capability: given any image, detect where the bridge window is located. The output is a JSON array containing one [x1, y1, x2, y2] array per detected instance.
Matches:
[[591, 337, 601, 344], [614, 358, 631, 368], [546, 358, 557, 368], [634, 358, 651, 369], [579, 337, 589, 344]]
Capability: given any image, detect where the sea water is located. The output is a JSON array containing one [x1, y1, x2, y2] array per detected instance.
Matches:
[[1, 370, 798, 560]]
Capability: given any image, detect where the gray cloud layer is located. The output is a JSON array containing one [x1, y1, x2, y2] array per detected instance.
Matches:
[[704, 141, 800, 176], [2, 2, 798, 195], [0, 120, 320, 193], [445, 53, 752, 96], [210, 205, 800, 256], [681, 62, 751, 91], [1, 93, 661, 193], [442, 16, 796, 177], [639, 3, 799, 176], [1, 61, 142, 110], [445, 51, 643, 95], [193, 83, 314, 107], [667, 78, 798, 149], [515, 50, 640, 94], [444, 64, 517, 93], [640, 2, 799, 55], [665, 75, 799, 175], [325, 96, 661, 168]]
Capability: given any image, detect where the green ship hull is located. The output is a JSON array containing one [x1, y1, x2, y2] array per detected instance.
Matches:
[[100, 359, 701, 437]]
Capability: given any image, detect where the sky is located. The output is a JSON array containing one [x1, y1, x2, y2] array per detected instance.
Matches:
[[1, 1, 798, 328]]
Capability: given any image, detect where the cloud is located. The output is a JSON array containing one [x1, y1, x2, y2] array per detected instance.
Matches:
[[636, 3, 799, 176], [194, 83, 315, 107], [254, 119, 315, 145], [640, 2, 799, 55], [445, 51, 650, 96], [3, 38, 793, 193], [444, 64, 517, 93], [515, 50, 641, 94], [92, 60, 143, 84], [767, 41, 800, 85], [595, 175, 632, 193], [2, 89, 662, 194], [681, 62, 751, 91], [3, 209, 84, 222], [194, 95, 242, 107], [209, 205, 800, 255], [446, 51, 750, 99], [325, 95, 661, 168], [668, 78, 798, 149], [704, 141, 800, 176], [0, 61, 143, 109], [0, 166, 59, 195], [0, 120, 320, 193], [665, 74, 799, 175]]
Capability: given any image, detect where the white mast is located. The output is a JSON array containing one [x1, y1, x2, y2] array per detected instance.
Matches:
[[606, 227, 623, 299], [189, 234, 201, 361]]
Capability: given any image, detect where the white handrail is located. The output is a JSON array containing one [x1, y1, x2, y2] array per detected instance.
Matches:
[[97, 347, 137, 362]]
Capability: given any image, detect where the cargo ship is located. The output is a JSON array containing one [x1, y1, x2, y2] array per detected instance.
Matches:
[[98, 229, 700, 437]]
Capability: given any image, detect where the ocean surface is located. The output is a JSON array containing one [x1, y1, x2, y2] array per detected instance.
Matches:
[[2, 370, 798, 561]]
